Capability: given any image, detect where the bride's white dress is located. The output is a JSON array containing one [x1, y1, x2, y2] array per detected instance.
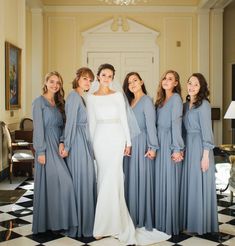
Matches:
[[87, 92, 170, 245]]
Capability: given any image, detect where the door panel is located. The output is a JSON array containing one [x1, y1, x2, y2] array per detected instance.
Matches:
[[121, 52, 154, 98], [87, 52, 155, 98], [88, 52, 121, 82]]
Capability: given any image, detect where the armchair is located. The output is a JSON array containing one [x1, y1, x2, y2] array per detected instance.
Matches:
[[0, 121, 34, 183], [19, 118, 33, 131]]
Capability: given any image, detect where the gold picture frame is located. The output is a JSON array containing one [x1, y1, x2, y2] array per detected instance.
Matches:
[[5, 41, 22, 110]]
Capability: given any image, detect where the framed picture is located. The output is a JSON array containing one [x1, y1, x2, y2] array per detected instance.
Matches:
[[5, 41, 22, 110]]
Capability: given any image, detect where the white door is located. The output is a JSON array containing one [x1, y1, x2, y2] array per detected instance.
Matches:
[[88, 52, 121, 81], [87, 52, 156, 98]]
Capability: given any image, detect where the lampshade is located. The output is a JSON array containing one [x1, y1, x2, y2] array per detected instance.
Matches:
[[224, 101, 235, 119]]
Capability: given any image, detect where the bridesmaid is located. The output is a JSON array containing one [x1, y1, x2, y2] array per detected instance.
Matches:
[[60, 67, 97, 237], [32, 71, 77, 234], [180, 73, 218, 234], [123, 72, 158, 230], [154, 70, 184, 235]]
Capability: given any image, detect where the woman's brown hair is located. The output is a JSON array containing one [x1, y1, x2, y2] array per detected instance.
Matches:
[[72, 67, 95, 89], [42, 71, 65, 122], [155, 70, 182, 107], [186, 73, 210, 108], [97, 63, 115, 80], [122, 72, 147, 105]]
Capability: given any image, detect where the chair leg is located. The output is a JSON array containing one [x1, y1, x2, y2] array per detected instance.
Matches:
[[9, 161, 12, 184], [231, 190, 234, 204]]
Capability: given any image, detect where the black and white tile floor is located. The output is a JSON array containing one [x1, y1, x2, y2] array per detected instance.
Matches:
[[0, 178, 234, 246]]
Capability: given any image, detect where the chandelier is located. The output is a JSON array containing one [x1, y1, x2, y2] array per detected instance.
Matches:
[[100, 0, 148, 6]]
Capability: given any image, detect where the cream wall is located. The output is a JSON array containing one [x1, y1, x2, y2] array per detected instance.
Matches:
[[43, 11, 198, 98], [25, 7, 32, 118], [0, 0, 26, 130], [0, 1, 229, 146], [32, 5, 224, 144], [0, 0, 26, 174], [223, 1, 235, 143]]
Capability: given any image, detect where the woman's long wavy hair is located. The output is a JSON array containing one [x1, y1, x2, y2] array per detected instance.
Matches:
[[72, 67, 95, 89], [186, 73, 210, 108], [155, 70, 182, 107], [42, 71, 65, 122], [122, 72, 147, 105]]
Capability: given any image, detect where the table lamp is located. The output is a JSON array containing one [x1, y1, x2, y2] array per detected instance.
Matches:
[[224, 101, 235, 144]]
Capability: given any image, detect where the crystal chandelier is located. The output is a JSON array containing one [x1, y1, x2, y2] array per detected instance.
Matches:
[[100, 0, 148, 6]]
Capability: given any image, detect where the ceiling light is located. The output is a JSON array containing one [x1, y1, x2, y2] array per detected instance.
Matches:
[[100, 0, 148, 6]]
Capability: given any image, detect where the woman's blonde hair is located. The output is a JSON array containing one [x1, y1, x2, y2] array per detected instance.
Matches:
[[155, 70, 182, 107], [42, 71, 65, 122]]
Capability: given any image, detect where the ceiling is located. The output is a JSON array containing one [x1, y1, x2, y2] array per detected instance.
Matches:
[[41, 0, 201, 6], [26, 0, 233, 9]]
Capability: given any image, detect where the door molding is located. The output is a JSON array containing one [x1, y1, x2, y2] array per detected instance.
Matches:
[[81, 17, 160, 84]]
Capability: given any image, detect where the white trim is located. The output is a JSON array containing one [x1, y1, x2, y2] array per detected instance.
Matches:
[[31, 8, 43, 14], [43, 5, 198, 13], [197, 10, 209, 80], [81, 17, 160, 93], [31, 7, 43, 101], [213, 0, 233, 8], [210, 8, 223, 145], [82, 18, 159, 36], [199, 0, 232, 9], [18, 0, 26, 117], [211, 8, 224, 13]]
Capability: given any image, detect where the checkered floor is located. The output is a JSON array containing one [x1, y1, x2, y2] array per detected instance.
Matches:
[[0, 178, 234, 246]]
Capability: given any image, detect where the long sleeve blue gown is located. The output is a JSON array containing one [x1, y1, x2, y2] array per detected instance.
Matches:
[[155, 93, 184, 235], [32, 96, 77, 234], [124, 95, 159, 230], [63, 91, 96, 237], [180, 100, 218, 234]]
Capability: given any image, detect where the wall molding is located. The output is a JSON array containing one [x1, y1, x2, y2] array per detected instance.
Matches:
[[44, 5, 198, 13], [163, 16, 193, 74], [81, 17, 160, 97], [47, 16, 77, 72]]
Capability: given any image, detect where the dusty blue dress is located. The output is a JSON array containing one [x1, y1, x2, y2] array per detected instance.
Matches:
[[124, 95, 158, 230], [63, 91, 96, 237], [180, 100, 218, 234], [155, 93, 184, 235], [32, 96, 77, 234]]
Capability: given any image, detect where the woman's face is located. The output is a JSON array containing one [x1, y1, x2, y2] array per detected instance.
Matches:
[[187, 76, 200, 97], [98, 68, 113, 87], [77, 74, 93, 91], [128, 74, 143, 94], [161, 73, 178, 92], [45, 75, 61, 94]]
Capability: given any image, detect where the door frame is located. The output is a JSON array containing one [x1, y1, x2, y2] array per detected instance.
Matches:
[[81, 17, 160, 85]]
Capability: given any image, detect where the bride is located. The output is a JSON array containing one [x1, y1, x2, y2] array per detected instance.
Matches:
[[87, 63, 170, 245]]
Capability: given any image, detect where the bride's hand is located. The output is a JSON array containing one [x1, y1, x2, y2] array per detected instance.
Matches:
[[124, 146, 131, 156]]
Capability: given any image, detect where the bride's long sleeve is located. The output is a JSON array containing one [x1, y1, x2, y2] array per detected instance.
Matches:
[[87, 94, 97, 144], [117, 92, 131, 147]]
